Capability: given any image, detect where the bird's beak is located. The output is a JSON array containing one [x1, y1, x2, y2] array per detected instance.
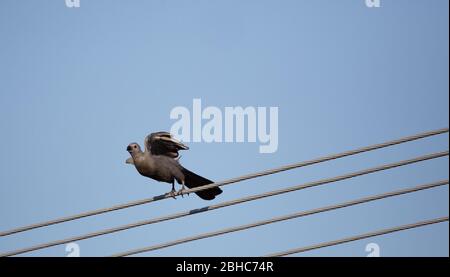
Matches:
[[126, 145, 132, 151]]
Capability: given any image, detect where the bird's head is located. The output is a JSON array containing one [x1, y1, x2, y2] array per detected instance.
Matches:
[[126, 143, 142, 155]]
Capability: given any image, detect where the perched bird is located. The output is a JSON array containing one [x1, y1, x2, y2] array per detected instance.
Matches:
[[126, 132, 222, 200]]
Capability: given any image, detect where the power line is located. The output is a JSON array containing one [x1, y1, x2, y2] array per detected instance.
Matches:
[[110, 179, 448, 257], [2, 151, 447, 257], [265, 217, 449, 257], [1, 128, 448, 237]]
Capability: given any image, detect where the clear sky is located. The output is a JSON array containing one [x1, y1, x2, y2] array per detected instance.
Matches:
[[0, 0, 448, 257]]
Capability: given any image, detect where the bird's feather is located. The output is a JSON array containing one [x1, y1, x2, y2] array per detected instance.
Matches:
[[181, 167, 222, 200], [144, 132, 189, 158], [125, 157, 134, 164]]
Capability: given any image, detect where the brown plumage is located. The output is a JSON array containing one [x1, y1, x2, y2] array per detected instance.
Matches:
[[126, 132, 222, 200]]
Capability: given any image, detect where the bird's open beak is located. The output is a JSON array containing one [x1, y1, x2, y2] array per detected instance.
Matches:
[[126, 145, 132, 151]]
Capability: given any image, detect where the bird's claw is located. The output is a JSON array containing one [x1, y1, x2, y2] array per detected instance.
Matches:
[[168, 189, 177, 199], [178, 188, 186, 198], [178, 184, 189, 198]]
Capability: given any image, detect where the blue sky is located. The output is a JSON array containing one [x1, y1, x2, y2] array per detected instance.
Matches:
[[0, 0, 448, 257]]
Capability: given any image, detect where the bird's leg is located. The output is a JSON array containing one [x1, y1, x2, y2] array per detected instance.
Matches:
[[169, 181, 177, 199], [178, 180, 189, 197]]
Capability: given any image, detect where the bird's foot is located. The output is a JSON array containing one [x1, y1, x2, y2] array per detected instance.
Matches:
[[178, 188, 186, 198], [178, 184, 189, 198], [168, 189, 177, 199]]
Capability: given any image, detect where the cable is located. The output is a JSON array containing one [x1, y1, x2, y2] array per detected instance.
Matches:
[[1, 150, 447, 257], [265, 217, 449, 257], [110, 179, 448, 257], [1, 128, 448, 237]]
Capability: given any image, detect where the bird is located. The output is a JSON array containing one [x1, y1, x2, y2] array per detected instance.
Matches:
[[126, 131, 223, 200]]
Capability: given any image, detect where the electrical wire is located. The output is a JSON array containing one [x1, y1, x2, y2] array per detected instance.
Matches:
[[1, 151, 447, 257], [265, 217, 449, 257], [109, 180, 448, 257], [1, 128, 447, 237]]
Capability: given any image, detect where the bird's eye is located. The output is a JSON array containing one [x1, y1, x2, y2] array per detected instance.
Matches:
[[134, 145, 137, 148]]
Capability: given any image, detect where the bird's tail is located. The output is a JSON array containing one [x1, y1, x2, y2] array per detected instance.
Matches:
[[181, 168, 222, 200]]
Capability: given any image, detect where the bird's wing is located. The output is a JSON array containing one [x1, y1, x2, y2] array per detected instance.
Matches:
[[125, 157, 134, 164], [144, 131, 189, 158]]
